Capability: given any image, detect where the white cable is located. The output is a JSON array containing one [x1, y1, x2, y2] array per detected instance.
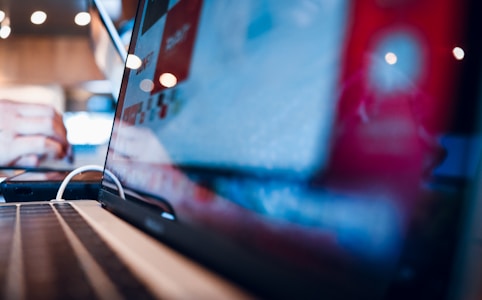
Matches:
[[54, 164, 125, 201]]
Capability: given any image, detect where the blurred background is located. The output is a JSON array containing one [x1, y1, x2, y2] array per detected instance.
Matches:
[[0, 0, 137, 167]]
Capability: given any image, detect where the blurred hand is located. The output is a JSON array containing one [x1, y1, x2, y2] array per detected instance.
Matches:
[[0, 99, 70, 167], [109, 120, 170, 164]]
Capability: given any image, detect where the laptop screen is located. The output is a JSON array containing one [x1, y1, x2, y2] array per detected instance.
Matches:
[[101, 0, 481, 298]]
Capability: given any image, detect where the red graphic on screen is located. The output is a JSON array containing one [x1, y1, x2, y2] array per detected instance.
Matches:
[[152, 0, 203, 94], [123, 103, 142, 125], [323, 0, 466, 201]]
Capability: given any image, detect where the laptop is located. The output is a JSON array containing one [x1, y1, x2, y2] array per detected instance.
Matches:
[[1, 0, 482, 299]]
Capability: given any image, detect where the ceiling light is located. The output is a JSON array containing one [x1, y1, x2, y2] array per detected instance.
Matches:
[[0, 25, 11, 39], [126, 54, 142, 70], [452, 47, 465, 61], [75, 12, 91, 26], [159, 73, 178, 88], [31, 11, 47, 25], [0, 10, 5, 23]]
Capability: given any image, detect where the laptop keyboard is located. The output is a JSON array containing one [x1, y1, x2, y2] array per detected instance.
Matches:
[[56, 204, 155, 299], [0, 203, 157, 300], [0, 206, 16, 298], [21, 204, 97, 299]]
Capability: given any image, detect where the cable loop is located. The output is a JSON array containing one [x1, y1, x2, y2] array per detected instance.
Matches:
[[54, 165, 125, 201]]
